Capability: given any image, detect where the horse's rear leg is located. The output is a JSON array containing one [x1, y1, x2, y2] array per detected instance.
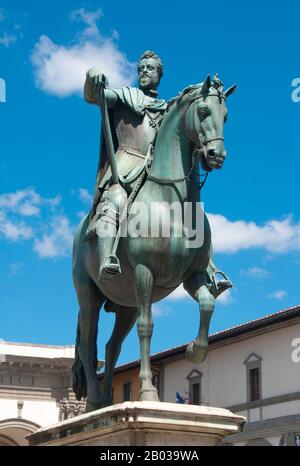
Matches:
[[74, 275, 105, 412], [135, 264, 159, 402], [101, 306, 138, 406], [184, 272, 215, 363]]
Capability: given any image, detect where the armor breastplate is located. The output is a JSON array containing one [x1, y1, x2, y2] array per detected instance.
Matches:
[[113, 105, 162, 156]]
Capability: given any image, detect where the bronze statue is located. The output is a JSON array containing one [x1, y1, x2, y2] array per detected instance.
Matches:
[[72, 50, 236, 412]]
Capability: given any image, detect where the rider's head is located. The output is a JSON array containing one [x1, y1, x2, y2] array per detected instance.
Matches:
[[138, 50, 163, 93]]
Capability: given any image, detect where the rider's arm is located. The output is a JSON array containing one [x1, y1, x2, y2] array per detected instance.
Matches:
[[102, 89, 119, 109], [84, 69, 119, 109]]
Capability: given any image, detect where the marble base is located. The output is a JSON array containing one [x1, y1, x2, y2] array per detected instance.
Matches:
[[28, 401, 246, 446]]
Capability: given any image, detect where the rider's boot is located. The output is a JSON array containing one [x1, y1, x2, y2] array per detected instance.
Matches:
[[206, 258, 232, 298], [97, 224, 121, 279]]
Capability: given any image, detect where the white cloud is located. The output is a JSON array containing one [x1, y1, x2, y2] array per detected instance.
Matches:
[[165, 283, 232, 305], [9, 262, 23, 275], [241, 267, 270, 279], [0, 188, 60, 217], [217, 288, 233, 305], [166, 284, 189, 301], [0, 188, 71, 258], [69, 8, 103, 40], [0, 211, 33, 241], [267, 290, 287, 300], [79, 188, 93, 204], [31, 9, 135, 97], [34, 216, 73, 258], [0, 188, 41, 215], [152, 304, 171, 318], [0, 10, 22, 47], [0, 32, 17, 47], [208, 213, 300, 254]]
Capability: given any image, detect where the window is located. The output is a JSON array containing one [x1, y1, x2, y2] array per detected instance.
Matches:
[[123, 382, 132, 401], [244, 353, 262, 402], [186, 370, 202, 405], [191, 382, 201, 405], [249, 367, 260, 402]]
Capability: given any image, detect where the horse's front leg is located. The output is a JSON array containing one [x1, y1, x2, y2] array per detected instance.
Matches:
[[184, 272, 215, 363], [135, 264, 159, 402]]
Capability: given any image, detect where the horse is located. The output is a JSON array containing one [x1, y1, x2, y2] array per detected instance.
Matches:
[[72, 75, 236, 412]]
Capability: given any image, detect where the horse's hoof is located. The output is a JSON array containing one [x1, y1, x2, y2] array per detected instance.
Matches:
[[139, 388, 160, 402], [85, 401, 103, 413], [186, 341, 208, 363]]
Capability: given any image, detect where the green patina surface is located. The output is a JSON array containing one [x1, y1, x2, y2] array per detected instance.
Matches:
[[72, 50, 236, 412]]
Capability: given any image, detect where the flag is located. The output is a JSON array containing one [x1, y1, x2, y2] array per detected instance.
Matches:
[[176, 391, 187, 404]]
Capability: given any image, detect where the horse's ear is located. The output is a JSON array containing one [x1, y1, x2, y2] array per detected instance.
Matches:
[[224, 84, 237, 98], [201, 74, 211, 95]]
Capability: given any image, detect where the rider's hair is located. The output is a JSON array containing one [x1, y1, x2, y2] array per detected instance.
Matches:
[[138, 50, 164, 78]]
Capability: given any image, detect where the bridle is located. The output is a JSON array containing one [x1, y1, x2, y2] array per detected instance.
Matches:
[[191, 92, 225, 154], [145, 91, 226, 185]]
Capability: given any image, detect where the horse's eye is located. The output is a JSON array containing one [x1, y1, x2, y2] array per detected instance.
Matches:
[[199, 107, 209, 118]]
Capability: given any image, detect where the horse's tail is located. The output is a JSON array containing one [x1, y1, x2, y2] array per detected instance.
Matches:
[[72, 316, 87, 401], [72, 214, 90, 401]]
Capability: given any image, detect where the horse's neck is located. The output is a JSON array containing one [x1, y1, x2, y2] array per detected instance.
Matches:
[[150, 107, 195, 200]]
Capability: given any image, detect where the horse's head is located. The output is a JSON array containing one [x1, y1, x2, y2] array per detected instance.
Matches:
[[179, 75, 236, 171]]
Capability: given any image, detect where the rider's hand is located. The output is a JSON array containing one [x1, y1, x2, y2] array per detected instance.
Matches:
[[86, 68, 107, 86], [84, 68, 107, 104]]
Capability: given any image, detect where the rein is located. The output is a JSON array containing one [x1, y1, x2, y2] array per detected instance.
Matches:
[[145, 144, 197, 184], [145, 93, 225, 187]]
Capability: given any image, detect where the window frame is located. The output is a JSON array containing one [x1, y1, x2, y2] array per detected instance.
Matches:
[[122, 381, 132, 402], [186, 370, 203, 405], [244, 353, 262, 403]]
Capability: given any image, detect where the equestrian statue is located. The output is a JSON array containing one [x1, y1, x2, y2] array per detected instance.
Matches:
[[72, 50, 236, 412]]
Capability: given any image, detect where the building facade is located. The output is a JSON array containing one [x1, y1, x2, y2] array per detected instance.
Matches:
[[1, 306, 300, 446], [103, 305, 300, 446], [0, 342, 87, 445]]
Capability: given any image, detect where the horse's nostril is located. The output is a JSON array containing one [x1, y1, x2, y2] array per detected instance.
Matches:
[[207, 149, 216, 158]]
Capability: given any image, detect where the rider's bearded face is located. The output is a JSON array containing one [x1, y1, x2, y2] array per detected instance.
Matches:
[[138, 58, 160, 92]]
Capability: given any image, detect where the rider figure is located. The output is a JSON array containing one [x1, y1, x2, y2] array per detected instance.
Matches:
[[84, 50, 167, 279]]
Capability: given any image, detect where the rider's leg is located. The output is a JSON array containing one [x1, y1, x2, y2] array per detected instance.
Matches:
[[97, 211, 120, 278], [96, 184, 127, 279]]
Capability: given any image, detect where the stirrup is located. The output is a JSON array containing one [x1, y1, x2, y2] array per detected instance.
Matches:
[[99, 255, 121, 280], [210, 270, 233, 298]]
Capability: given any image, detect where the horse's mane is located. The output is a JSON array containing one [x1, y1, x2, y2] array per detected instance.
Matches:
[[166, 76, 225, 112], [167, 83, 203, 112]]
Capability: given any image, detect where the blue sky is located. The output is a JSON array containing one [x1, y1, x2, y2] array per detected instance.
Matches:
[[0, 0, 300, 365]]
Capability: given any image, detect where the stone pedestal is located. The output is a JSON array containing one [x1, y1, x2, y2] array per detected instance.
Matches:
[[28, 401, 245, 446]]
